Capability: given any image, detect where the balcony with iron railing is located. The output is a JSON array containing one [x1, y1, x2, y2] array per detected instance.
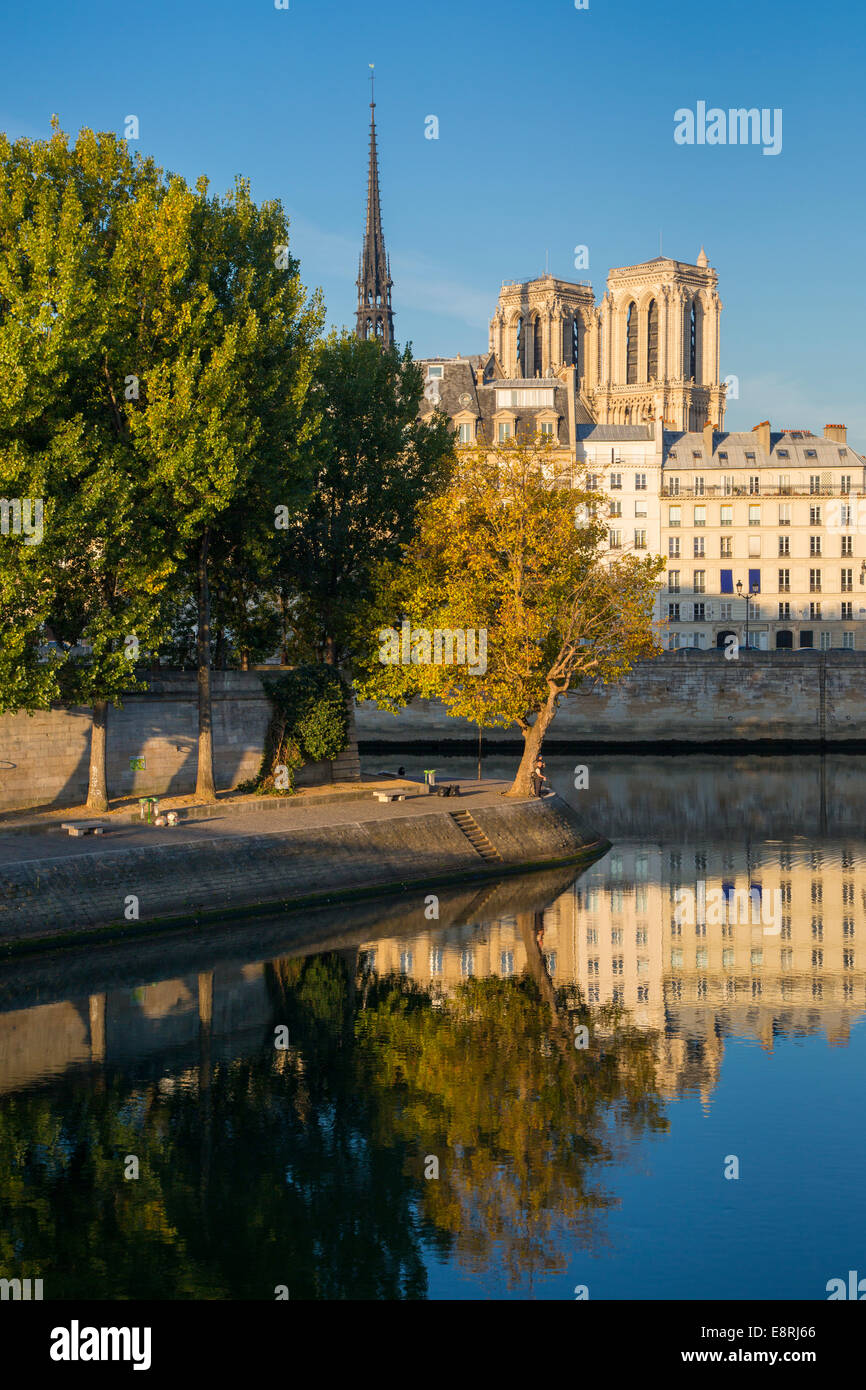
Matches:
[[661, 485, 865, 499]]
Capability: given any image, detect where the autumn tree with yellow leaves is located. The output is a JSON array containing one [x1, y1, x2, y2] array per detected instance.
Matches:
[[354, 436, 664, 796]]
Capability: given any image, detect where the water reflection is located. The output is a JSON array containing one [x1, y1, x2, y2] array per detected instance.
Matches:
[[0, 755, 864, 1299]]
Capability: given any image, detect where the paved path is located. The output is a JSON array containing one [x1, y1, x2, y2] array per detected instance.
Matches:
[[0, 780, 518, 866]]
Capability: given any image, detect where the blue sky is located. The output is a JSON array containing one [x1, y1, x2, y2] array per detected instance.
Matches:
[[2, 0, 865, 444]]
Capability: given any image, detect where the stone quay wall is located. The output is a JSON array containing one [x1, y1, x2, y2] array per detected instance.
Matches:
[[0, 797, 604, 946], [0, 671, 360, 815], [356, 650, 866, 751]]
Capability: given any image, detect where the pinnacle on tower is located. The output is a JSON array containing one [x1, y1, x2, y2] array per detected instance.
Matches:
[[356, 66, 395, 346]]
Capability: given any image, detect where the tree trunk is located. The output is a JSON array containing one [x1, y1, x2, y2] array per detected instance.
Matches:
[[506, 694, 558, 798], [323, 634, 337, 666], [279, 588, 289, 666], [195, 528, 218, 802], [86, 699, 110, 812]]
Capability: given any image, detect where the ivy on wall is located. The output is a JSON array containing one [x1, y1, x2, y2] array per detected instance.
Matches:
[[241, 665, 351, 795]]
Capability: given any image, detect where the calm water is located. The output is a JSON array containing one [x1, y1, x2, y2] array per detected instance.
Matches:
[[0, 753, 864, 1300]]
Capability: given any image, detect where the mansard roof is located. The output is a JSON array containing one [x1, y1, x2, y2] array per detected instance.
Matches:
[[416, 359, 576, 447], [663, 431, 863, 467]]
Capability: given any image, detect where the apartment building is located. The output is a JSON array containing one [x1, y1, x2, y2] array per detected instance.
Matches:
[[418, 359, 865, 651], [660, 421, 866, 651]]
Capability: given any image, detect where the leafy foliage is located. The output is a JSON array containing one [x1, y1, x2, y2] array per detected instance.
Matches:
[[243, 663, 351, 794], [353, 435, 665, 792], [274, 330, 456, 665]]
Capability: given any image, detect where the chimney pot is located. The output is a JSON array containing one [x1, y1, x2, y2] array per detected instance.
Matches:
[[752, 420, 771, 455], [824, 423, 847, 443], [703, 419, 715, 456]]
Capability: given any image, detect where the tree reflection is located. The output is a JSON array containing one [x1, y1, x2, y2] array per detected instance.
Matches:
[[0, 939, 668, 1298], [353, 924, 668, 1290]]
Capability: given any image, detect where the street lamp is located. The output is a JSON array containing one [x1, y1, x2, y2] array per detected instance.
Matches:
[[736, 579, 747, 650], [737, 578, 759, 649]]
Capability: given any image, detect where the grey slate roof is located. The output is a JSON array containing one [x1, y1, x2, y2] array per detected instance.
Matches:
[[578, 425, 653, 441], [663, 431, 864, 469]]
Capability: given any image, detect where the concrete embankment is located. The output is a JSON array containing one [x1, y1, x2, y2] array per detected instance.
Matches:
[[0, 790, 606, 953]]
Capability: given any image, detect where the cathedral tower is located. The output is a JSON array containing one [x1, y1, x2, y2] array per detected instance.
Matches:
[[489, 275, 596, 383], [592, 250, 725, 429], [355, 70, 394, 346]]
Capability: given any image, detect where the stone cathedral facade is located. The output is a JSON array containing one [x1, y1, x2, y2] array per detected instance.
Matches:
[[486, 251, 725, 431]]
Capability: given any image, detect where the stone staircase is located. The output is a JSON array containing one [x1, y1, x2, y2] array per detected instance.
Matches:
[[450, 809, 502, 862]]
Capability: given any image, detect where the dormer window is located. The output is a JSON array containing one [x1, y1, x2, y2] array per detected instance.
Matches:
[[427, 365, 444, 379], [540, 421, 555, 437]]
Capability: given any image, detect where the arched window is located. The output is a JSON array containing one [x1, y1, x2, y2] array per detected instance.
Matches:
[[689, 302, 697, 380], [516, 316, 524, 374], [626, 302, 638, 384], [647, 299, 658, 379], [533, 316, 542, 377], [572, 315, 580, 371]]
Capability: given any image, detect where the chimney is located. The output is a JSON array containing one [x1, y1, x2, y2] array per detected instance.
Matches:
[[703, 419, 715, 458], [752, 420, 771, 456], [824, 423, 847, 444]]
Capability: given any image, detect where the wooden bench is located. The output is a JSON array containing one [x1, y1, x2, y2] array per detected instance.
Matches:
[[60, 821, 107, 837]]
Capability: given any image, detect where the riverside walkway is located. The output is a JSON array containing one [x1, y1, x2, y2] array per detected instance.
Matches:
[[0, 780, 512, 866]]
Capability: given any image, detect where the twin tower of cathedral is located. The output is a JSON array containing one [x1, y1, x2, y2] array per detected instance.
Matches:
[[354, 88, 725, 431]]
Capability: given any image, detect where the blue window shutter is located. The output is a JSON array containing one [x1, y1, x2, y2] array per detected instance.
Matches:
[[749, 568, 761, 592], [720, 569, 733, 594]]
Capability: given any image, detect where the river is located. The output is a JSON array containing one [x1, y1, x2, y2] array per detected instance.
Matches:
[[0, 752, 862, 1299]]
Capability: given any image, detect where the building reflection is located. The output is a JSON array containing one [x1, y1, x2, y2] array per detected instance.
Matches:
[[1, 840, 863, 1105], [359, 840, 866, 1102]]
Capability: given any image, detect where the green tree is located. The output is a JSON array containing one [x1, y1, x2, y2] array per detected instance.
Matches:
[[0, 121, 323, 809], [354, 435, 664, 796], [0, 121, 182, 809], [131, 176, 323, 800], [276, 331, 455, 668]]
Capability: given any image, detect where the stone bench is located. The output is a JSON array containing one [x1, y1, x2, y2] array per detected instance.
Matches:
[[373, 791, 406, 803], [60, 821, 108, 837]]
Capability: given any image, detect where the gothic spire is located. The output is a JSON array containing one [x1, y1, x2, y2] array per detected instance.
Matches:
[[356, 66, 394, 346]]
